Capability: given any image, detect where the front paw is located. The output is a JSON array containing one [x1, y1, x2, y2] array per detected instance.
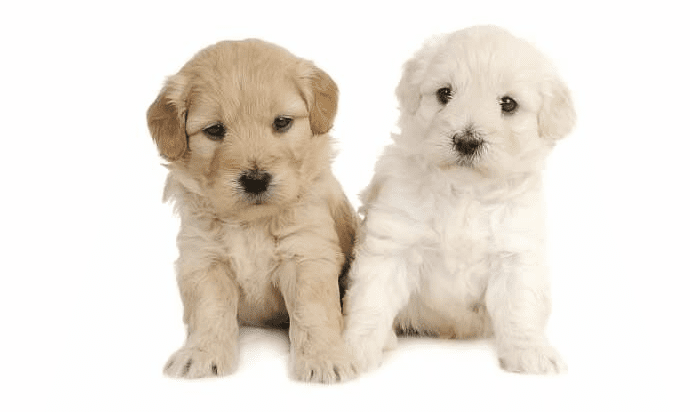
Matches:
[[343, 329, 390, 375], [291, 345, 358, 384], [164, 341, 238, 379], [498, 345, 567, 374]]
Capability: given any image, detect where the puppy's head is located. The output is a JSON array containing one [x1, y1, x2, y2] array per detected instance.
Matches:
[[147, 40, 338, 219], [395, 26, 575, 177]]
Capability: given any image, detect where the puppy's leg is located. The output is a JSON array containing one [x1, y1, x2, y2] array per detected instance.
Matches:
[[164, 262, 240, 378], [486, 255, 566, 374], [344, 248, 415, 374], [277, 259, 356, 383]]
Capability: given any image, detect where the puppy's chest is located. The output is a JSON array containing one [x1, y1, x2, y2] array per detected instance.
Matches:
[[430, 196, 497, 265], [418, 195, 503, 305], [220, 224, 284, 321], [222, 225, 278, 278]]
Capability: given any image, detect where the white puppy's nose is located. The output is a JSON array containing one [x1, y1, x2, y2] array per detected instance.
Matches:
[[452, 128, 483, 156]]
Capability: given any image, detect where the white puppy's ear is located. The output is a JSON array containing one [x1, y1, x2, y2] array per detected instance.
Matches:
[[297, 62, 339, 135], [396, 36, 446, 114], [538, 76, 576, 140], [146, 74, 189, 161], [396, 54, 426, 114]]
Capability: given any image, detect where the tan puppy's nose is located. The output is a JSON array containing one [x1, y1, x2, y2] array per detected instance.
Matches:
[[239, 169, 272, 195]]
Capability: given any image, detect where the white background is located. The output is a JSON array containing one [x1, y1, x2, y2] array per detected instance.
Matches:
[[2, 0, 689, 410]]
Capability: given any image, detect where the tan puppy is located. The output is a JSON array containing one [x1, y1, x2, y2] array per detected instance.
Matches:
[[147, 40, 358, 383]]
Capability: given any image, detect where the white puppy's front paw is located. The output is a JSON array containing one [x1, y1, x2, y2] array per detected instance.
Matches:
[[291, 345, 358, 384], [164, 341, 237, 379], [498, 345, 567, 374], [344, 334, 387, 375], [384, 329, 398, 350]]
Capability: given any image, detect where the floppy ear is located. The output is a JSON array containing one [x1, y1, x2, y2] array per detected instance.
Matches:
[[298, 62, 339, 135], [396, 35, 446, 114], [146, 74, 189, 161], [396, 54, 426, 114], [538, 76, 576, 140]]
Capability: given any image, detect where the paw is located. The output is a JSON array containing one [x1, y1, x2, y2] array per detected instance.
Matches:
[[384, 329, 398, 350], [164, 342, 237, 379], [345, 334, 386, 375], [291, 345, 358, 384], [498, 345, 567, 374]]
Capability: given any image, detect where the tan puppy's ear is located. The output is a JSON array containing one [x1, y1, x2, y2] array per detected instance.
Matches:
[[396, 35, 447, 114], [538, 76, 576, 140], [297, 62, 339, 135], [146, 74, 189, 161]]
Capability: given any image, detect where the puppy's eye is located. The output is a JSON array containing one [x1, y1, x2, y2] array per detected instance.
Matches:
[[203, 123, 226, 140], [436, 87, 453, 105], [273, 116, 293, 133], [500, 96, 518, 114]]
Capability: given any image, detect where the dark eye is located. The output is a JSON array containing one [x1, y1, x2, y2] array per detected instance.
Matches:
[[500, 96, 518, 114], [436, 87, 453, 105], [272, 116, 293, 133], [203, 123, 225, 140]]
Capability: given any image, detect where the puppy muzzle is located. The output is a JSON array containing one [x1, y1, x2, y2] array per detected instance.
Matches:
[[239, 169, 272, 196], [452, 130, 484, 157]]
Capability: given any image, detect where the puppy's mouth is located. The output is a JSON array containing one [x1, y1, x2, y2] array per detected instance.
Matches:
[[237, 169, 273, 205]]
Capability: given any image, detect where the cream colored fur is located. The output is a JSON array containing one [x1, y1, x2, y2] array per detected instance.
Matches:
[[147, 40, 358, 382], [342, 26, 575, 375]]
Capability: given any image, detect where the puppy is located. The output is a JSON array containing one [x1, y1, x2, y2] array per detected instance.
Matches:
[[342, 26, 575, 375], [147, 40, 359, 382]]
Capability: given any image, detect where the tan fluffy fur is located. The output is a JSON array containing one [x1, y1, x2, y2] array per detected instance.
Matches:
[[147, 40, 359, 382]]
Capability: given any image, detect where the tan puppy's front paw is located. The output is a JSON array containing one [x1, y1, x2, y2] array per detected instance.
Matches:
[[291, 345, 358, 384], [498, 345, 567, 374], [164, 341, 238, 379]]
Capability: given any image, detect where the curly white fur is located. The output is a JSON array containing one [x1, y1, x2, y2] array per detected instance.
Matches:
[[342, 26, 575, 375]]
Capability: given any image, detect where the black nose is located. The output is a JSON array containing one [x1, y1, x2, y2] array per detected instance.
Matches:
[[453, 131, 483, 156], [239, 169, 272, 195]]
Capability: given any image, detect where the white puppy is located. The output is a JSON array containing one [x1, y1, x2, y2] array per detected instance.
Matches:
[[343, 26, 575, 375]]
